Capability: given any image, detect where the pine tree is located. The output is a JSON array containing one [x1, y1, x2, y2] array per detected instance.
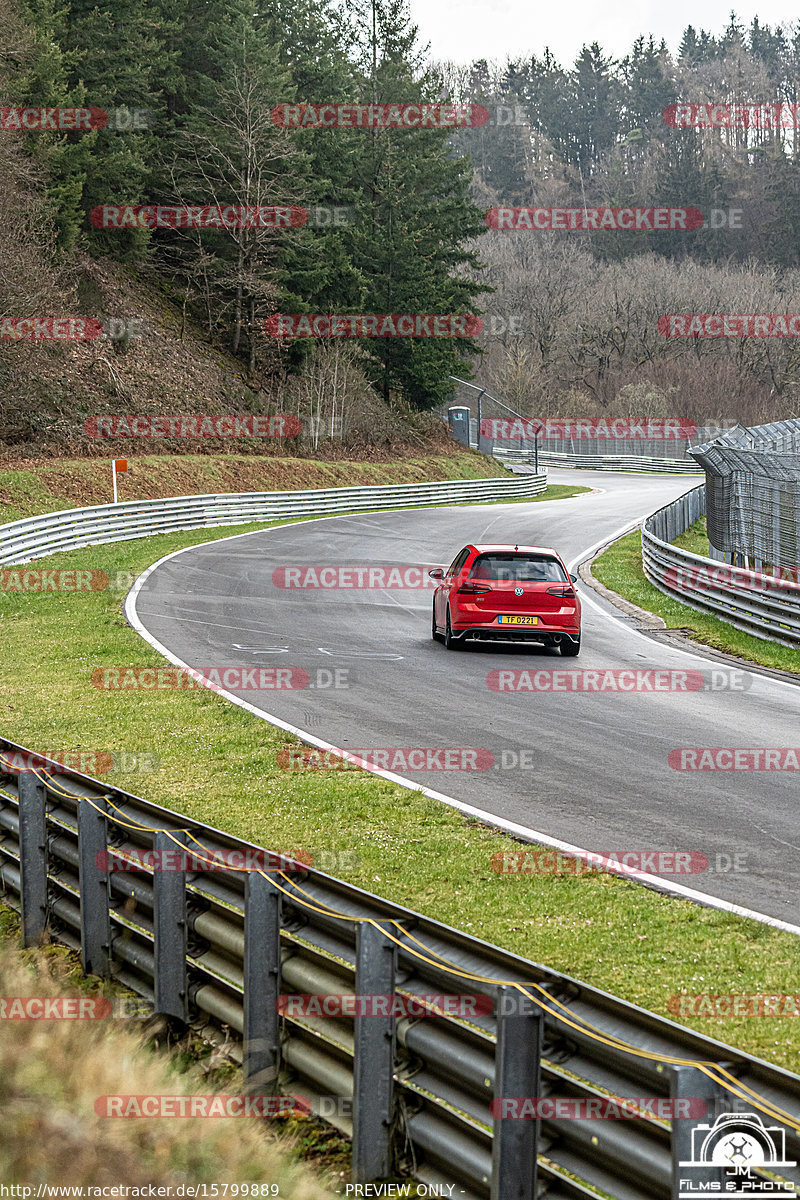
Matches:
[[678, 26, 701, 65], [268, 0, 365, 317], [762, 148, 800, 266], [568, 44, 620, 172], [58, 0, 174, 257], [160, 0, 307, 374], [342, 0, 488, 407], [15, 0, 88, 252], [620, 36, 676, 144]]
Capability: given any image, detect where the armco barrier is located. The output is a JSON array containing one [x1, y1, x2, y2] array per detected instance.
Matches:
[[493, 448, 702, 474], [641, 485, 800, 646], [1, 741, 799, 1200], [0, 473, 547, 566]]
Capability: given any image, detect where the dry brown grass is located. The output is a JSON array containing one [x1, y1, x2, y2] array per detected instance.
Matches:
[[0, 940, 333, 1193]]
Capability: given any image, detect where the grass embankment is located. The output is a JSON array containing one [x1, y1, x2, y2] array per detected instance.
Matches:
[[592, 519, 800, 674], [0, 450, 514, 523], [0, 909, 338, 1191], [2, 515, 800, 1072]]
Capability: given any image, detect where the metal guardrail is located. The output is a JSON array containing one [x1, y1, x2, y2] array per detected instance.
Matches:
[[641, 485, 800, 646], [494, 448, 702, 474], [0, 474, 547, 566], [1, 740, 799, 1200]]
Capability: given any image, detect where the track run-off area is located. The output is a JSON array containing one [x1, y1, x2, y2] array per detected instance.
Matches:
[[128, 469, 800, 930]]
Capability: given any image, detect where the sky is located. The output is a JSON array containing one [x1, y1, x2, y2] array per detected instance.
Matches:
[[409, 0, 800, 67]]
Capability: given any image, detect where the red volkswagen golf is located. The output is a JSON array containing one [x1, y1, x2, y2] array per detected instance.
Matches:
[[430, 544, 581, 654]]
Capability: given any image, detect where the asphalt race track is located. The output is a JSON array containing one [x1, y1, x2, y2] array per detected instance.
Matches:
[[130, 469, 800, 927]]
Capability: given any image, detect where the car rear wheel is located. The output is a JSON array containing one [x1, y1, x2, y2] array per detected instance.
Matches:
[[444, 607, 462, 651], [560, 636, 581, 657]]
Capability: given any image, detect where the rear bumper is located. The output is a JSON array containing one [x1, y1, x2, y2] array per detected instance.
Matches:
[[450, 625, 580, 646]]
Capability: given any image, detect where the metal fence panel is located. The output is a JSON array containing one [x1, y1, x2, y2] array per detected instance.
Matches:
[[690, 420, 800, 568], [495, 448, 703, 474]]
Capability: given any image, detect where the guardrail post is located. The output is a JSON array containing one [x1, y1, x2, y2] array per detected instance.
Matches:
[[670, 1063, 727, 1198], [491, 986, 542, 1200], [18, 771, 48, 946], [352, 920, 397, 1183], [78, 796, 111, 976], [243, 871, 281, 1092], [153, 829, 188, 1022]]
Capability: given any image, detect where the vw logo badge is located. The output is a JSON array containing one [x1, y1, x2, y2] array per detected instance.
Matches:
[[514, 587, 523, 596]]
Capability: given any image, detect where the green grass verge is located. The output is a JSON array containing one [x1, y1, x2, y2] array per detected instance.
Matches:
[[593, 525, 800, 674], [672, 513, 713, 558], [479, 482, 591, 505], [2, 510, 800, 1073]]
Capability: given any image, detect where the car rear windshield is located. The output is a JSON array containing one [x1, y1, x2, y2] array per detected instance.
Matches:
[[468, 554, 568, 583]]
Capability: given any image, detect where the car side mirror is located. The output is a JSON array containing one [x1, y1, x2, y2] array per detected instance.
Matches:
[[569, 573, 577, 583], [428, 568, 444, 581]]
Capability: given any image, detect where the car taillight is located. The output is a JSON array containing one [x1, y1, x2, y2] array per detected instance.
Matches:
[[546, 586, 575, 598], [458, 581, 492, 595]]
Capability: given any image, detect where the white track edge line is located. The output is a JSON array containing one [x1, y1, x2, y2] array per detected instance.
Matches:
[[124, 516, 800, 937]]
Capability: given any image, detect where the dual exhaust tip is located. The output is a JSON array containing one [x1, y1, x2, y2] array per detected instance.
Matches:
[[466, 631, 564, 645]]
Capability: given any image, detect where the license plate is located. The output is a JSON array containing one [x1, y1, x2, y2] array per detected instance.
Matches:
[[497, 615, 539, 625]]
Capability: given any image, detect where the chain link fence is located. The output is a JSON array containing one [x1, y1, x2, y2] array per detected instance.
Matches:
[[487, 426, 725, 464], [690, 419, 800, 573], [445, 401, 726, 472]]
